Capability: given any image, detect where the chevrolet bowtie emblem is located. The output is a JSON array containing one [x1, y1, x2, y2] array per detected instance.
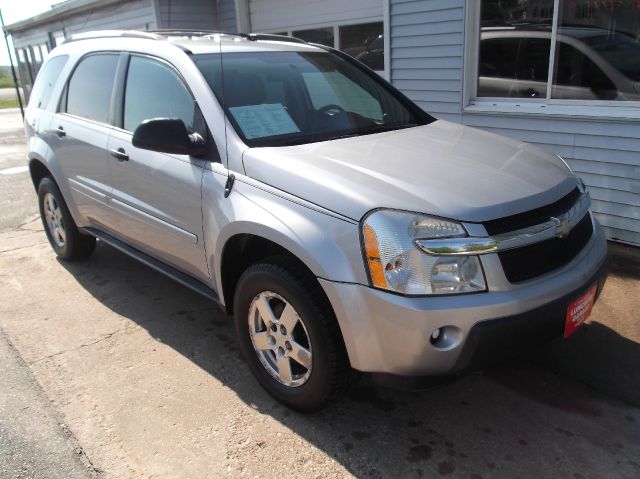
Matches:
[[552, 215, 572, 239]]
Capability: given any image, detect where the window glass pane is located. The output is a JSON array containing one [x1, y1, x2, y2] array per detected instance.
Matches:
[[28, 55, 67, 109], [66, 54, 118, 123], [551, 0, 640, 101], [339, 22, 384, 71], [478, 0, 554, 98], [292, 27, 334, 47], [124, 56, 195, 132], [193, 51, 423, 147], [302, 72, 383, 121]]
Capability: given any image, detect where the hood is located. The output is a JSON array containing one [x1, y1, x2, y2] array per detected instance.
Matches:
[[242, 120, 577, 223]]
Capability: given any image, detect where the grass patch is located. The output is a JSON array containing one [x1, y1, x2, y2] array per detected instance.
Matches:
[[0, 98, 20, 109], [0, 80, 15, 88]]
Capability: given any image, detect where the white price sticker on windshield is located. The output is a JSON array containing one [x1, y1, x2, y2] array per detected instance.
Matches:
[[229, 103, 300, 139]]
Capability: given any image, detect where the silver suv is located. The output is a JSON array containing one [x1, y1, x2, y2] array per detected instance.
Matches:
[[26, 30, 608, 411]]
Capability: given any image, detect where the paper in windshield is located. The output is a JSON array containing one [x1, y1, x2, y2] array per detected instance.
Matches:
[[229, 103, 300, 139]]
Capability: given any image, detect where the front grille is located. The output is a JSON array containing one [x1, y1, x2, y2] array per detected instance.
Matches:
[[484, 187, 581, 235], [498, 212, 593, 283]]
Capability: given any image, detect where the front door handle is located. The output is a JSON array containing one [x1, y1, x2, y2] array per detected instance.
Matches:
[[54, 126, 66, 137], [110, 148, 129, 162]]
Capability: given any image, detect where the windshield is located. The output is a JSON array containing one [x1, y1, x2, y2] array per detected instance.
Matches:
[[193, 51, 431, 147]]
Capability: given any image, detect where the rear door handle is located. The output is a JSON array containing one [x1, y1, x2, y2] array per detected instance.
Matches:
[[110, 148, 129, 162], [54, 126, 66, 137]]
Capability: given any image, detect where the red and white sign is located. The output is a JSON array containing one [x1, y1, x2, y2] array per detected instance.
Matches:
[[564, 284, 598, 338]]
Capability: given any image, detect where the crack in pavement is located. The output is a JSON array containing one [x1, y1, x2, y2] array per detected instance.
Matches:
[[27, 313, 171, 366], [0, 241, 49, 254]]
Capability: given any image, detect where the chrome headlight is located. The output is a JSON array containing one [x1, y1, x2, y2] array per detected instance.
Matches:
[[361, 210, 487, 296]]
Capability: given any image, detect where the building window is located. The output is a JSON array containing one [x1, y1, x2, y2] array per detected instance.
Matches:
[[287, 21, 385, 74], [476, 0, 640, 103], [292, 27, 334, 47], [339, 22, 384, 72]]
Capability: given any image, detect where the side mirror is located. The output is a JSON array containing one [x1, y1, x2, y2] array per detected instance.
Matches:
[[132, 118, 207, 157]]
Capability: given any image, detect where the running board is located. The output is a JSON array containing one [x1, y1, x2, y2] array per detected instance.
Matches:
[[83, 227, 221, 306]]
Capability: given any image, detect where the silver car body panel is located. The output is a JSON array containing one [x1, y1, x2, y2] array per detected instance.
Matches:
[[242, 120, 577, 222], [107, 129, 210, 282]]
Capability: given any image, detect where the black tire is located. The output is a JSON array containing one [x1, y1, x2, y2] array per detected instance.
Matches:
[[233, 257, 352, 412], [38, 177, 96, 260]]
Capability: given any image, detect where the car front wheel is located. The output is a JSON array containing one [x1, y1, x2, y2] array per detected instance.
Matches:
[[233, 257, 352, 411]]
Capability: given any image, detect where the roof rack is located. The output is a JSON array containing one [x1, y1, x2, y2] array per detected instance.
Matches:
[[244, 33, 307, 44], [63, 29, 309, 46], [147, 29, 231, 37]]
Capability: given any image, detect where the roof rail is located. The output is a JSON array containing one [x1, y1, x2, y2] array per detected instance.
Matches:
[[147, 29, 231, 37], [245, 33, 307, 44], [65, 30, 163, 43], [64, 29, 309, 46]]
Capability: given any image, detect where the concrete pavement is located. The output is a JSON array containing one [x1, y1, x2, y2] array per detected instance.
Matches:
[[0, 331, 95, 479], [1, 220, 639, 478], [0, 109, 38, 232]]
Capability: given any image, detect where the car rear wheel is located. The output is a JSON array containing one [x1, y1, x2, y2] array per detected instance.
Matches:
[[38, 177, 96, 260], [233, 257, 352, 411]]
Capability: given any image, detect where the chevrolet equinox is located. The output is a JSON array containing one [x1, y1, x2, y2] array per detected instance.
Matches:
[[25, 30, 608, 411]]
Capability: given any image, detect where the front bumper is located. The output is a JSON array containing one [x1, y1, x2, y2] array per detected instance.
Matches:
[[320, 218, 608, 376]]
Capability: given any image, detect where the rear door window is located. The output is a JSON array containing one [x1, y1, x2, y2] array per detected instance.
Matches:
[[65, 54, 119, 124], [29, 55, 68, 110]]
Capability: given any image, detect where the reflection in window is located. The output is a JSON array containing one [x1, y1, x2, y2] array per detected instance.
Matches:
[[339, 22, 384, 71], [478, 0, 640, 102], [478, 0, 554, 98], [292, 27, 334, 47], [552, 1, 640, 101]]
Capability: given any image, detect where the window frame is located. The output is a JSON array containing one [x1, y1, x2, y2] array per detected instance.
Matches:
[[264, 18, 389, 80], [463, 0, 640, 119]]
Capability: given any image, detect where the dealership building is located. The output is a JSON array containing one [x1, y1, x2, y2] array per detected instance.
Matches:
[[5, 0, 639, 246]]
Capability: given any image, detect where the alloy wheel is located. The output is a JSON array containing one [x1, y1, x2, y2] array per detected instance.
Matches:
[[43, 192, 66, 248], [248, 291, 312, 387]]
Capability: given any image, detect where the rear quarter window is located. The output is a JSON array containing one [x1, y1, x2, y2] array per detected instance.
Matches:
[[28, 55, 68, 110]]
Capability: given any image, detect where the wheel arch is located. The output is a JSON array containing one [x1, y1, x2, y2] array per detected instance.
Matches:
[[219, 232, 325, 315], [28, 156, 53, 191]]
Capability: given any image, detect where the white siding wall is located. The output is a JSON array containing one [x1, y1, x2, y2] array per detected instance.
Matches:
[[389, 0, 640, 246], [218, 0, 238, 32], [11, 0, 156, 48], [157, 0, 236, 31], [249, 0, 382, 32]]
